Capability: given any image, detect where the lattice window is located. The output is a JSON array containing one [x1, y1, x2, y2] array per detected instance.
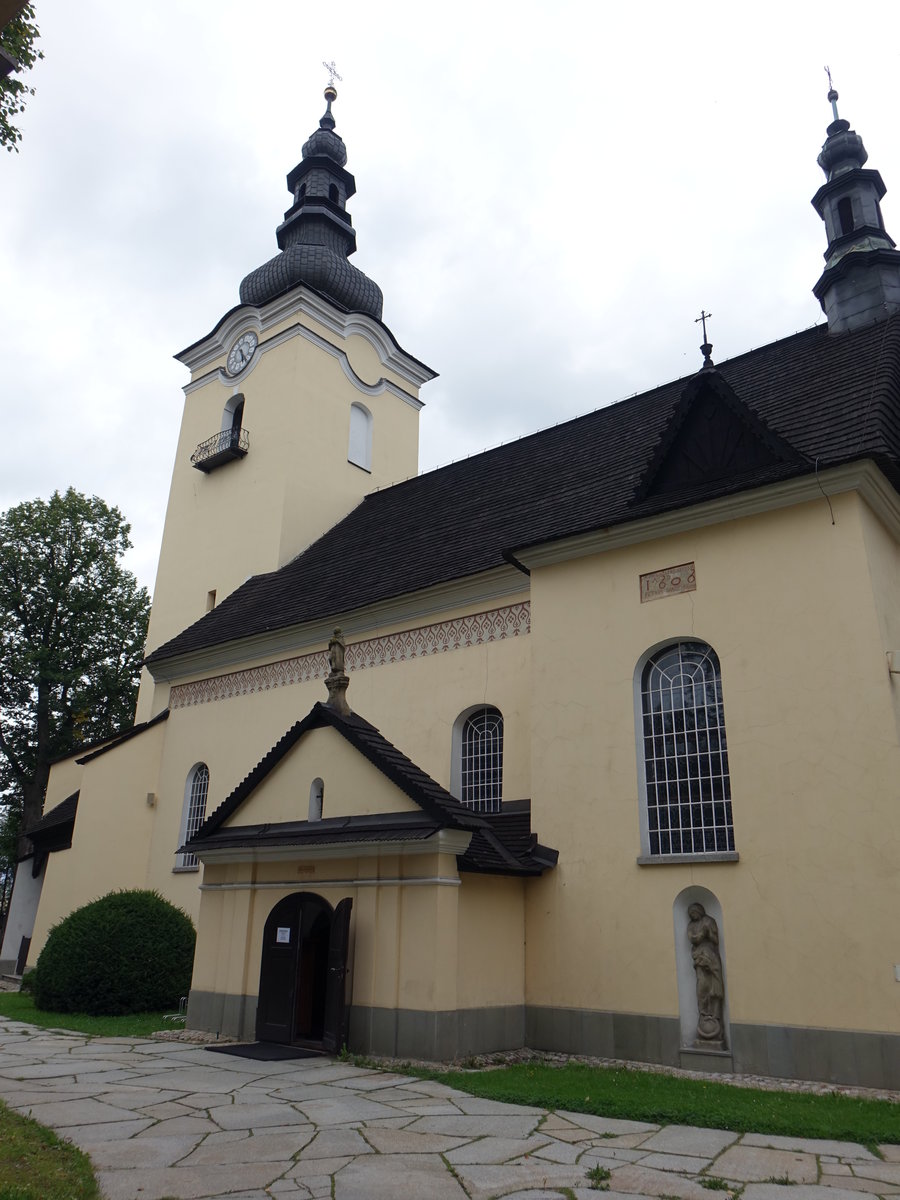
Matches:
[[461, 707, 503, 812], [641, 642, 734, 856], [177, 763, 209, 869]]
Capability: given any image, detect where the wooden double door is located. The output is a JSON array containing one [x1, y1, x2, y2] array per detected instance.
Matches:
[[256, 892, 351, 1051]]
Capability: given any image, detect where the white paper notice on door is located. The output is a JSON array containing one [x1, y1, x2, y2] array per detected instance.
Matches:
[[276, 927, 291, 944]]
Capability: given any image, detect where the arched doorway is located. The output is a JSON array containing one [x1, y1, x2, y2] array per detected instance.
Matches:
[[256, 892, 352, 1051]]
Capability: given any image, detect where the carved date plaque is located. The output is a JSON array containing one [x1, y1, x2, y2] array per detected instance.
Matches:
[[640, 562, 696, 603]]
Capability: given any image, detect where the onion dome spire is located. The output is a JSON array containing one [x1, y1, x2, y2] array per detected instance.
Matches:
[[239, 82, 384, 320], [811, 72, 900, 333]]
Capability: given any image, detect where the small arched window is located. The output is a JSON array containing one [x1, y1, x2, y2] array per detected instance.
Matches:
[[638, 641, 734, 857], [460, 706, 504, 813], [309, 777, 324, 822], [176, 763, 210, 870], [348, 402, 372, 471], [329, 183, 339, 204]]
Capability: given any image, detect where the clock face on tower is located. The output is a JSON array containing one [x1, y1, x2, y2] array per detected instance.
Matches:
[[226, 331, 258, 376]]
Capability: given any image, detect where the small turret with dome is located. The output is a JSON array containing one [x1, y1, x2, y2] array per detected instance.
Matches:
[[239, 82, 384, 320], [811, 73, 900, 333]]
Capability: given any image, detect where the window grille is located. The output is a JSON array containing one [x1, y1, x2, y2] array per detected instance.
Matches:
[[461, 707, 503, 812], [178, 764, 209, 869], [641, 642, 734, 855]]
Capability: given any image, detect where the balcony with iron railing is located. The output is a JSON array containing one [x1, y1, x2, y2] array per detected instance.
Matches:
[[191, 426, 250, 473]]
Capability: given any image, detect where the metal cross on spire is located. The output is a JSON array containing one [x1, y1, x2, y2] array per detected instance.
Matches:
[[323, 61, 343, 88], [825, 65, 840, 121], [695, 310, 714, 369]]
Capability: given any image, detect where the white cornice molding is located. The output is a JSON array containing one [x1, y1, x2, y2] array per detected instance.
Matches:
[[149, 566, 529, 683], [513, 461, 900, 569], [196, 827, 472, 867], [177, 287, 436, 395]]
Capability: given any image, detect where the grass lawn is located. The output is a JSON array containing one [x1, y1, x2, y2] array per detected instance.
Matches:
[[0, 1101, 99, 1200], [421, 1062, 900, 1146], [0, 991, 173, 1039]]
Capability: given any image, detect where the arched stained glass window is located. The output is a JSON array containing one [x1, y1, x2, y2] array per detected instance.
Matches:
[[461, 707, 503, 813], [176, 763, 209, 870], [640, 642, 734, 856]]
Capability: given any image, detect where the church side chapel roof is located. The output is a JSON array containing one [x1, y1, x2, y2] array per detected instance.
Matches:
[[25, 790, 79, 841], [148, 313, 900, 667], [186, 701, 558, 877]]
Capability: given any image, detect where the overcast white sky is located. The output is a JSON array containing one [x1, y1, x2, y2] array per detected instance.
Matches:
[[3, 1, 900, 590]]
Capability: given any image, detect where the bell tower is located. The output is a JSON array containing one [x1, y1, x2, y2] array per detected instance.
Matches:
[[811, 79, 900, 333], [137, 85, 436, 721]]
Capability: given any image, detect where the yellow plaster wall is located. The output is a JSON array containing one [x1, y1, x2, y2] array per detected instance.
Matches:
[[191, 850, 462, 1014], [220, 725, 421, 827], [28, 721, 169, 962], [42, 755, 85, 811], [137, 306, 422, 723], [142, 624, 530, 896], [457, 874, 525, 1008], [525, 493, 900, 1034]]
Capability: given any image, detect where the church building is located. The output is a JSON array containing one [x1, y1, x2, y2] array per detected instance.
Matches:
[[5, 82, 900, 1088]]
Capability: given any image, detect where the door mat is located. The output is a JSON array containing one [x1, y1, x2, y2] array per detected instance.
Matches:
[[205, 1042, 326, 1061]]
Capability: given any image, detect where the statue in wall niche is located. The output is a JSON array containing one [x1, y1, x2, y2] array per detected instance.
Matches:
[[687, 903, 725, 1047]]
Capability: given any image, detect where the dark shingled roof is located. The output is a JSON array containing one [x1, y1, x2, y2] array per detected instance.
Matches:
[[24, 791, 79, 871], [188, 702, 556, 877], [26, 791, 79, 840], [148, 316, 900, 667], [76, 709, 170, 765]]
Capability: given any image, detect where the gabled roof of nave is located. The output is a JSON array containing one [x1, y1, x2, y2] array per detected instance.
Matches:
[[147, 312, 900, 667]]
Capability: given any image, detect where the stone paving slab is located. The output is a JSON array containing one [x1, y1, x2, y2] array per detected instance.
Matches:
[[452, 1158, 587, 1199], [742, 1132, 881, 1160], [606, 1162, 713, 1199], [334, 1151, 469, 1199], [557, 1109, 661, 1135], [714, 1144, 820, 1183], [640, 1151, 718, 1172], [443, 1132, 553, 1164], [1, 1020, 898, 1200], [850, 1163, 900, 1185], [360, 1125, 470, 1153], [742, 1187, 879, 1200], [96, 1161, 288, 1200], [820, 1174, 900, 1194], [641, 1123, 739, 1157]]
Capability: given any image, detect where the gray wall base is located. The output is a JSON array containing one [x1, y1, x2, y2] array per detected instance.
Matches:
[[184, 992, 900, 1088], [349, 1004, 526, 1061], [527, 1006, 900, 1090], [186, 990, 256, 1043], [680, 1048, 734, 1073]]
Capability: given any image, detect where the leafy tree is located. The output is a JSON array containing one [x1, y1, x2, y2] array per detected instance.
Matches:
[[0, 489, 150, 864], [1, 4, 43, 152]]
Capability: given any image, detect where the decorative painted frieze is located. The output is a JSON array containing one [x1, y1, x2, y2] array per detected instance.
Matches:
[[170, 601, 531, 709]]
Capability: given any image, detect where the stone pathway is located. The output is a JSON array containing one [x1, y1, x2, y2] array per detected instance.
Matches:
[[1, 1019, 898, 1200]]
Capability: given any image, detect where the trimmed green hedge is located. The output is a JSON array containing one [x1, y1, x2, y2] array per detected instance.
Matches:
[[33, 890, 195, 1015]]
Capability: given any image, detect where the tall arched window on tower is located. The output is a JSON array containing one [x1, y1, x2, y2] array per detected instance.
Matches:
[[837, 196, 855, 237], [348, 402, 372, 471], [637, 641, 734, 859], [176, 763, 210, 870], [457, 706, 504, 813], [223, 394, 245, 449]]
